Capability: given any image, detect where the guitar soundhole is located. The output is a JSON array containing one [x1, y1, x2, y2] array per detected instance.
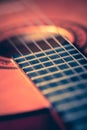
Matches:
[[0, 28, 65, 58]]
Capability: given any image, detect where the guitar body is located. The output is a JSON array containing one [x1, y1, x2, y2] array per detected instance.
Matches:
[[0, 1, 87, 130]]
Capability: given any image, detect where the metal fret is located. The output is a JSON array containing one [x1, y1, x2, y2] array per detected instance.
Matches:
[[48, 86, 87, 103], [21, 2, 87, 129], [35, 71, 87, 87], [42, 81, 87, 95], [30, 66, 84, 80], [11, 33, 87, 130]]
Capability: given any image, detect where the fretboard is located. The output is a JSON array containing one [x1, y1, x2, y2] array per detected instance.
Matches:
[[8, 34, 87, 130]]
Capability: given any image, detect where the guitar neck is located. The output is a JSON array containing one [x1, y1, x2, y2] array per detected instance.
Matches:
[[1, 32, 87, 130], [0, 1, 87, 130]]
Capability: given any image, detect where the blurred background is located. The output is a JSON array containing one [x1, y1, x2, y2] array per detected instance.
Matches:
[[0, 0, 87, 56], [0, 0, 87, 25]]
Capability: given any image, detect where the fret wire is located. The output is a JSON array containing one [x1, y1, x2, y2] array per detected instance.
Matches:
[[33, 15, 85, 79], [51, 99, 87, 115], [30, 65, 85, 81], [36, 71, 87, 87], [51, 35, 87, 77], [33, 37, 87, 95], [18, 56, 76, 66], [31, 70, 62, 80], [42, 81, 87, 95], [21, 20, 66, 83], [20, 1, 87, 130], [41, 37, 83, 83], [16, 35, 69, 90], [65, 48, 76, 52], [25, 61, 76, 74], [17, 53, 62, 64], [8, 38, 47, 85], [31, 39, 72, 83], [24, 58, 81, 73], [3, 1, 87, 130], [28, 69, 86, 81], [24, 2, 87, 72], [16, 36, 59, 86], [45, 81, 87, 100], [22, 0, 87, 64], [16, 2, 87, 91], [11, 19, 86, 99], [17, 36, 63, 79], [78, 58, 87, 64], [17, 33, 78, 99], [14, 52, 37, 60], [61, 35, 87, 60], [47, 84, 87, 102], [26, 62, 65, 74], [28, 23, 78, 85], [15, 0, 87, 115], [15, 10, 86, 86], [9, 36, 54, 87], [14, 46, 70, 61], [14, 56, 25, 60], [28, 17, 87, 124], [58, 34, 87, 61], [4, 2, 59, 99], [29, 18, 86, 83], [21, 21, 67, 82], [71, 52, 82, 56], [9, 39, 50, 88], [15, 20, 71, 87], [16, 54, 84, 65], [18, 52, 83, 67], [8, 39, 38, 73], [32, 66, 85, 79], [30, 1, 87, 123]]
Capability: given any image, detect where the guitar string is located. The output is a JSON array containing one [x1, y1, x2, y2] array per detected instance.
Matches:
[[25, 1, 87, 116], [5, 6, 67, 127], [16, 2, 87, 127], [15, 21, 86, 89], [10, 20, 73, 87], [6, 10, 87, 123], [22, 2, 85, 113], [20, 1, 87, 85], [20, 0, 85, 86], [18, 21, 87, 99], [22, 0, 87, 60], [7, 26, 62, 96], [0, 1, 86, 130], [9, 33, 87, 125], [17, 0, 87, 117], [15, 31, 73, 88], [4, 0, 87, 106], [5, 1, 87, 130], [23, 0, 87, 63], [9, 31, 67, 90], [9, 34, 85, 91], [6, 0, 87, 95], [20, 0, 87, 125], [17, 36, 65, 85], [6, 2, 78, 88], [4, 0, 86, 94], [9, 36, 52, 85], [25, 0, 87, 65], [21, 0, 87, 73]]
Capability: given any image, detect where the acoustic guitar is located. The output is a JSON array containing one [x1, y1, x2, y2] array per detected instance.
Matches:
[[0, 1, 87, 130]]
